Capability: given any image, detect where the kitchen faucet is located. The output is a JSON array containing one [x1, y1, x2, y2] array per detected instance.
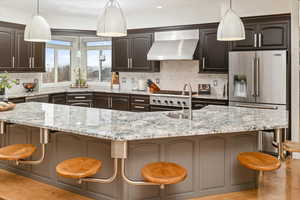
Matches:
[[182, 83, 193, 120]]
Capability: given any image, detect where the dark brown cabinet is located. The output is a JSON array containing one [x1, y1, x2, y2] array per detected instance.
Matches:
[[93, 93, 110, 109], [0, 26, 15, 70], [112, 33, 159, 72], [199, 27, 229, 73], [111, 95, 130, 111], [8, 97, 26, 104], [94, 93, 130, 111], [131, 95, 150, 112], [50, 93, 66, 105], [0, 22, 45, 72], [231, 19, 290, 51], [231, 24, 258, 50]]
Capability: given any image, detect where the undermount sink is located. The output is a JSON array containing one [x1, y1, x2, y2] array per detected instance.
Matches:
[[166, 112, 189, 119]]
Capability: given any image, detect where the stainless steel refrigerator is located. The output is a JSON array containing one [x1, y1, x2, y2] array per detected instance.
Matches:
[[229, 50, 287, 154]]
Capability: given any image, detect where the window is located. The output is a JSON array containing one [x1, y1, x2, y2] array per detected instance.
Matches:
[[84, 39, 112, 83], [43, 39, 72, 84]]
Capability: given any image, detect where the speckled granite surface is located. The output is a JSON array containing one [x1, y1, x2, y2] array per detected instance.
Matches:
[[7, 87, 228, 100], [0, 102, 287, 141]]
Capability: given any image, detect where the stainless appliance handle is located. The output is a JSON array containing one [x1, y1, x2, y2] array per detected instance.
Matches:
[[127, 58, 130, 69], [258, 33, 262, 47], [234, 104, 278, 110], [202, 57, 206, 70], [251, 58, 256, 97], [254, 33, 257, 48], [70, 102, 91, 107], [256, 58, 260, 97]]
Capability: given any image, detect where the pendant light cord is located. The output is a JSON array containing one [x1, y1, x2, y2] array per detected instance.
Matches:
[[230, 0, 232, 9], [37, 0, 40, 15]]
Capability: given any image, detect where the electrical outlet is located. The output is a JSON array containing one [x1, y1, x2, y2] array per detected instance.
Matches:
[[15, 79, 20, 85], [213, 80, 218, 87], [155, 78, 160, 84]]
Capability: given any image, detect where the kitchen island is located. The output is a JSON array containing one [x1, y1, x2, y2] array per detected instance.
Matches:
[[0, 103, 288, 200]]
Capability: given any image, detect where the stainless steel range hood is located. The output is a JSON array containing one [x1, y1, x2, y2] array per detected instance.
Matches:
[[147, 29, 199, 61]]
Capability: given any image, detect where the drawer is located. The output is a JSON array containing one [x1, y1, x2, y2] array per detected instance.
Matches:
[[9, 97, 26, 104], [67, 93, 93, 101], [131, 103, 150, 112], [131, 95, 150, 104]]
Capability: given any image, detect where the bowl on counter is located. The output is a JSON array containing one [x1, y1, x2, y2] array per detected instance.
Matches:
[[23, 82, 36, 92]]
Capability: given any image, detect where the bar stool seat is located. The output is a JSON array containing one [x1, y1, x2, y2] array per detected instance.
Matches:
[[238, 152, 281, 172], [0, 144, 36, 161], [141, 162, 187, 185], [56, 157, 102, 179], [283, 141, 300, 153]]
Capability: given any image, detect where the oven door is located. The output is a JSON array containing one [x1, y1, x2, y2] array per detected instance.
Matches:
[[150, 105, 181, 112]]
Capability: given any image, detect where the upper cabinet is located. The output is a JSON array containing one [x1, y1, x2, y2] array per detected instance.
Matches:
[[112, 33, 159, 72], [231, 16, 290, 51], [199, 26, 229, 73], [0, 22, 45, 72]]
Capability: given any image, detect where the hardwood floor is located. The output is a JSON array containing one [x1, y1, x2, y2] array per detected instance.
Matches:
[[192, 159, 300, 200], [0, 160, 299, 200]]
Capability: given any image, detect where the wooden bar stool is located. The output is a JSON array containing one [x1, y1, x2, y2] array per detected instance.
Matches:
[[0, 144, 37, 161], [238, 152, 281, 185], [56, 157, 102, 180], [141, 162, 187, 189], [283, 141, 300, 159]]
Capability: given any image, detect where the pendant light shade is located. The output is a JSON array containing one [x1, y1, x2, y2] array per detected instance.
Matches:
[[217, 0, 245, 41], [24, 0, 51, 42], [97, 0, 127, 37]]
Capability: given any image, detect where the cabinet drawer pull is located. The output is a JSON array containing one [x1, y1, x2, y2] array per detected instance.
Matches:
[[74, 96, 86, 99], [202, 57, 206, 70], [29, 57, 32, 68], [134, 106, 145, 109], [254, 33, 257, 48], [12, 56, 15, 68], [128, 58, 130, 69], [32, 57, 35, 68], [134, 99, 145, 103]]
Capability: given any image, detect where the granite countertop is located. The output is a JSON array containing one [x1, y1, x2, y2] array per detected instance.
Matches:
[[0, 102, 288, 141], [7, 87, 228, 101]]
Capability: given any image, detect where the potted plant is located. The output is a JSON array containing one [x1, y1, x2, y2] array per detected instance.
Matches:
[[0, 72, 16, 96]]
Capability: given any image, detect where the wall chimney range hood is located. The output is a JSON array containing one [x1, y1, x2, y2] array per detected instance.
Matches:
[[147, 29, 199, 61]]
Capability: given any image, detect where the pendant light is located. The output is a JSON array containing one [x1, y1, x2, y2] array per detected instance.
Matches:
[[97, 0, 127, 37], [24, 0, 51, 42], [217, 0, 245, 41]]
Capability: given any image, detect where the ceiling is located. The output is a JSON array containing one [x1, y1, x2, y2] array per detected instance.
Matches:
[[0, 0, 290, 30], [1, 0, 206, 17]]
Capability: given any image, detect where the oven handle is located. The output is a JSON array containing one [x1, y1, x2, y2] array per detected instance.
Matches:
[[233, 104, 278, 110]]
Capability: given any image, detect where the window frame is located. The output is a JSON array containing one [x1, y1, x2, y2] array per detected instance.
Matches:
[[41, 36, 76, 88], [81, 37, 112, 86]]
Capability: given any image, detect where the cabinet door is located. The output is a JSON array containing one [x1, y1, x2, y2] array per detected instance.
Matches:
[[31, 42, 46, 72], [111, 95, 130, 111], [94, 93, 110, 109], [112, 37, 130, 72], [14, 30, 31, 71], [130, 33, 156, 72], [0, 27, 15, 70], [231, 24, 258, 50], [199, 28, 228, 73], [258, 21, 289, 50], [50, 93, 66, 105]]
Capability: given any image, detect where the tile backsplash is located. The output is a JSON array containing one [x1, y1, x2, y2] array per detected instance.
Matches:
[[5, 73, 41, 95], [119, 61, 228, 96]]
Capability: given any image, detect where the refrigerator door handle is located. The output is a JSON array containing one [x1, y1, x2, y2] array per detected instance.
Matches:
[[251, 58, 256, 97], [256, 58, 260, 97]]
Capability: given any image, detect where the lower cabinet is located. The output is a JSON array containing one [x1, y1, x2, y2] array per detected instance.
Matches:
[[8, 97, 26, 104], [94, 92, 131, 111], [49, 93, 66, 105]]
